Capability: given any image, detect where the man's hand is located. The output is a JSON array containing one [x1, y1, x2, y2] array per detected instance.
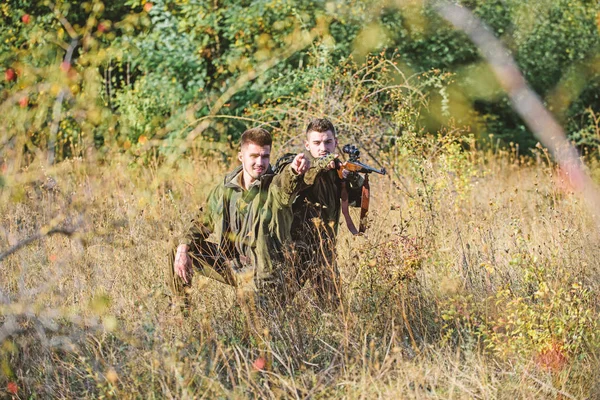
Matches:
[[323, 156, 356, 178], [291, 153, 310, 175], [174, 244, 193, 284], [325, 154, 339, 171]]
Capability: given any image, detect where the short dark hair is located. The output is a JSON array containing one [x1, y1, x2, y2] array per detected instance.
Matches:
[[305, 118, 336, 138], [240, 127, 272, 148]]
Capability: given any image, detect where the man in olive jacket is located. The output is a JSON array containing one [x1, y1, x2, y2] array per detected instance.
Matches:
[[168, 128, 308, 309], [258, 119, 364, 307]]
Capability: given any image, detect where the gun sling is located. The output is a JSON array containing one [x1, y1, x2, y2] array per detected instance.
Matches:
[[340, 174, 370, 235]]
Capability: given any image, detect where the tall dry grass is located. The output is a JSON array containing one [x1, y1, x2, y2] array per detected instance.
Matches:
[[1, 130, 600, 398]]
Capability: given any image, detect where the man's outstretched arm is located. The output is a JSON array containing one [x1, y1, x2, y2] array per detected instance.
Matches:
[[269, 153, 310, 207]]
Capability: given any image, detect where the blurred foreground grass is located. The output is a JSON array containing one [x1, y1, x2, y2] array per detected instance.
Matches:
[[1, 136, 600, 398]]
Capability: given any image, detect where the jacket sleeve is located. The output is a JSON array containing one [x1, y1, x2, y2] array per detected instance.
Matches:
[[178, 184, 223, 245], [268, 163, 304, 208], [302, 154, 336, 186], [301, 154, 365, 207]]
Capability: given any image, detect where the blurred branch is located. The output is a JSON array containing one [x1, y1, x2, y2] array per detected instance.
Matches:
[[0, 83, 52, 113], [48, 37, 79, 165], [0, 227, 76, 262], [432, 1, 600, 222], [46, 3, 80, 164], [51, 3, 78, 39], [165, 114, 282, 144]]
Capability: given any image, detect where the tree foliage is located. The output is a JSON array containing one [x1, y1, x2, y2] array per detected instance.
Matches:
[[1, 0, 599, 162]]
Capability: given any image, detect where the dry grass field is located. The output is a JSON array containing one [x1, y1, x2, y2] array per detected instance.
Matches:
[[1, 133, 600, 398], [2, 1, 599, 397]]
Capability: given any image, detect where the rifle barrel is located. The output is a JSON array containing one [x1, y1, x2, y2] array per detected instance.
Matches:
[[348, 160, 386, 175]]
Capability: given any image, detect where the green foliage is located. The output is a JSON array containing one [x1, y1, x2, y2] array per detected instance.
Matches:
[[512, 0, 598, 96], [0, 0, 139, 160], [465, 0, 600, 149], [1, 0, 599, 160], [440, 266, 599, 367], [112, 74, 187, 143], [566, 80, 600, 150]]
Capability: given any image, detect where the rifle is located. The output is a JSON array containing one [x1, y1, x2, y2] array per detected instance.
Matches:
[[336, 144, 386, 179], [336, 144, 386, 235]]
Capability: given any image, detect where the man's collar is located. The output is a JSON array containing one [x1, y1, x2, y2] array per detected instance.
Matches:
[[223, 164, 274, 190], [225, 170, 262, 191], [225, 170, 246, 190]]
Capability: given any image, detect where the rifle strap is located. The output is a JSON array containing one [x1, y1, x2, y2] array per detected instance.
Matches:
[[341, 175, 371, 235], [340, 182, 359, 235], [359, 174, 370, 233]]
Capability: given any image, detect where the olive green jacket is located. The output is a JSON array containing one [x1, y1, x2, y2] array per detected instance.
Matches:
[[254, 153, 363, 285], [180, 162, 304, 286], [291, 151, 363, 240]]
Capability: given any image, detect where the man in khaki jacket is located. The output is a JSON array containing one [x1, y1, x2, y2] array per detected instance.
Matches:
[[168, 127, 308, 309], [257, 119, 364, 307]]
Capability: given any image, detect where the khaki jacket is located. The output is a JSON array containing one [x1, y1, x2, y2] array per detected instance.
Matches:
[[254, 153, 363, 286], [181, 163, 303, 287]]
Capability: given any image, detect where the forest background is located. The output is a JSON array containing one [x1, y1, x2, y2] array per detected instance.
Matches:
[[1, 0, 600, 398]]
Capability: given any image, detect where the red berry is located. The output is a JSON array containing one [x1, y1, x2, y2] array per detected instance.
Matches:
[[7, 382, 17, 394], [5, 68, 16, 82], [252, 357, 266, 371], [18, 97, 28, 108], [21, 14, 30, 24], [143, 2, 153, 12]]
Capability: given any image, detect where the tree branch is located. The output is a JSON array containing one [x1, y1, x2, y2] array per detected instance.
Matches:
[[432, 0, 600, 222], [0, 227, 76, 262]]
